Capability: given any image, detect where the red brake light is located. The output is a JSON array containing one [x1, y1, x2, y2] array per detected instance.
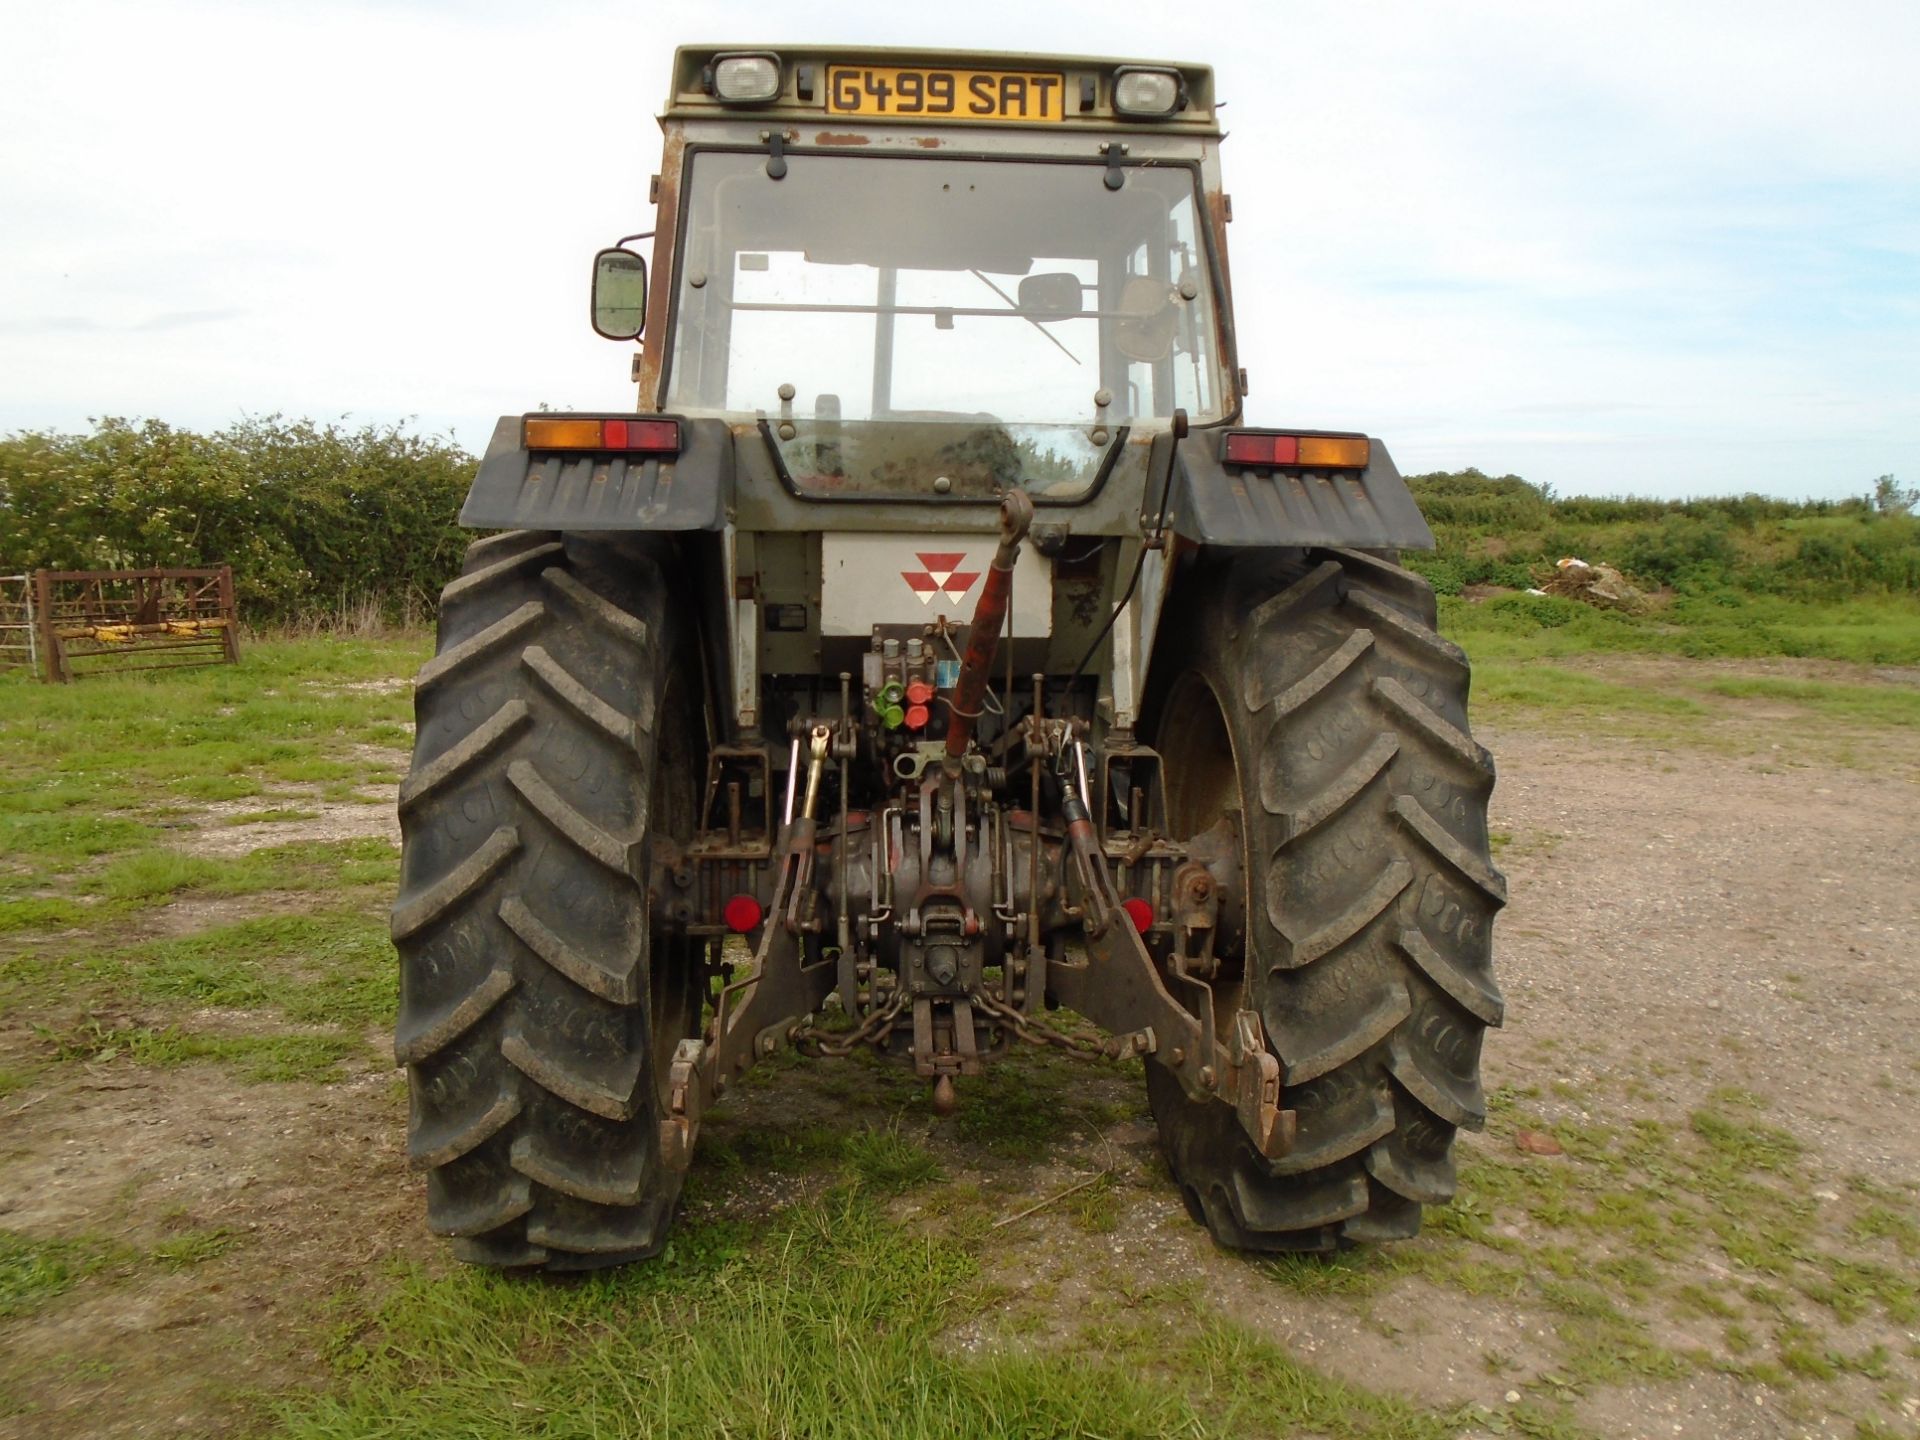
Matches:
[[603, 419, 680, 452], [1223, 432, 1298, 466]]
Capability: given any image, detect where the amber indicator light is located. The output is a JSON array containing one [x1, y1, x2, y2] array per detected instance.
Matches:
[[524, 417, 682, 454]]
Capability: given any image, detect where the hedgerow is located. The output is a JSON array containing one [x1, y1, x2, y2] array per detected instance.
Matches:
[[3, 427, 1913, 625], [1404, 468, 1919, 600], [0, 416, 472, 624]]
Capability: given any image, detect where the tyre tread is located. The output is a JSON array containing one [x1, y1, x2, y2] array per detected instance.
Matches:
[[1147, 546, 1503, 1250], [394, 535, 693, 1270]]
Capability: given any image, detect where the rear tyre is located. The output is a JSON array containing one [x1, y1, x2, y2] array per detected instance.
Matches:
[[1144, 548, 1505, 1251], [392, 529, 704, 1269]]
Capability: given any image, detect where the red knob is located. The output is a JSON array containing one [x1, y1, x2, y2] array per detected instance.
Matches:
[[1122, 898, 1155, 934], [904, 703, 930, 730], [905, 679, 934, 706]]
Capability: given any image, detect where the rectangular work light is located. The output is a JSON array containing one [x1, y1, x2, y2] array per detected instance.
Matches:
[[1112, 67, 1181, 116], [1222, 432, 1370, 469], [712, 53, 782, 103], [523, 417, 681, 454]]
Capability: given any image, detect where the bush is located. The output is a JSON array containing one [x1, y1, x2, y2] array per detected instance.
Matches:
[[1613, 516, 1736, 587], [0, 416, 473, 624], [1405, 469, 1919, 602]]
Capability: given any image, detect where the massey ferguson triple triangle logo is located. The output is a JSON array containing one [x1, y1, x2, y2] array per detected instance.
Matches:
[[901, 552, 981, 606]]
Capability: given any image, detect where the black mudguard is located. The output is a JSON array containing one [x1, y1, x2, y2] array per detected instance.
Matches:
[[1156, 432, 1434, 551], [459, 416, 733, 531]]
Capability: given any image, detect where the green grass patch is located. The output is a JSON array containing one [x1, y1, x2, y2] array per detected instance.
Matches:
[[1704, 676, 1920, 728], [66, 1021, 367, 1084], [1689, 1108, 1804, 1176], [0, 835, 396, 945], [99, 911, 398, 1026], [840, 1125, 944, 1195], [276, 1191, 1467, 1440], [149, 1226, 240, 1270], [0, 1231, 113, 1319], [221, 808, 325, 826], [951, 1050, 1100, 1161], [1471, 662, 1707, 721], [0, 812, 151, 864], [83, 850, 229, 901], [0, 640, 417, 825], [1440, 591, 1920, 667], [0, 897, 91, 934]]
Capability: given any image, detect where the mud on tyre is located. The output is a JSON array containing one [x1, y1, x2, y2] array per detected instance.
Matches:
[[1144, 547, 1506, 1251], [392, 530, 705, 1269]]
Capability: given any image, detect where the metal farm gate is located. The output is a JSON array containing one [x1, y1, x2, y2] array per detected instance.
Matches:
[[0, 574, 37, 677], [29, 567, 241, 683]]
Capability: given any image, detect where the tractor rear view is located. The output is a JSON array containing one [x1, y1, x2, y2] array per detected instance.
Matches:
[[392, 46, 1505, 1269]]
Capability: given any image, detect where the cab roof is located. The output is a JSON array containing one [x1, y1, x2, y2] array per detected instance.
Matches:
[[666, 45, 1219, 135]]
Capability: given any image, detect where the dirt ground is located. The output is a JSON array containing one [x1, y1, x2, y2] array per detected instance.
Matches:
[[2, 656, 1917, 1439]]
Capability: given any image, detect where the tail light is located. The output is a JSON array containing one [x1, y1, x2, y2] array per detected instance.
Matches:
[[523, 416, 681, 454], [1222, 431, 1370, 470]]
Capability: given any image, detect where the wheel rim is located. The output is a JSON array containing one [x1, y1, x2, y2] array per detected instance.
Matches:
[[1159, 670, 1239, 842], [1154, 668, 1247, 1017]]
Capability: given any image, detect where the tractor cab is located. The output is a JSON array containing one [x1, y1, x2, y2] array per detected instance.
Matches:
[[600, 48, 1236, 502]]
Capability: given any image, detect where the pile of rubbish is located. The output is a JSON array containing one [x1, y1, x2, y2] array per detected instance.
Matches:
[[1536, 557, 1647, 612]]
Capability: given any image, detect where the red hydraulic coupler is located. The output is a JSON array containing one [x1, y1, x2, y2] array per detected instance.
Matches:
[[944, 489, 1035, 760]]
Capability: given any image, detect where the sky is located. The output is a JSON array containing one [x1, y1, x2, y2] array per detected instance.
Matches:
[[2, 0, 1915, 500]]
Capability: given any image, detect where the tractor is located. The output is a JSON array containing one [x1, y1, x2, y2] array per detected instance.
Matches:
[[393, 46, 1505, 1269]]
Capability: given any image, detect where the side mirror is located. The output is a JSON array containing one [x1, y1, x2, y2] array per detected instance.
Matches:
[[1015, 271, 1083, 321], [590, 247, 648, 340]]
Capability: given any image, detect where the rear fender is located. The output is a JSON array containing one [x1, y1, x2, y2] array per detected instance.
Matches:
[[1156, 431, 1433, 551], [459, 415, 733, 531]]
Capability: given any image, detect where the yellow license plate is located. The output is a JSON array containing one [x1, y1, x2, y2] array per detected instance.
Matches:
[[825, 65, 1067, 123]]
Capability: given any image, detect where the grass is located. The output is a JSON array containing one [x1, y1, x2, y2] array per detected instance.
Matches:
[[1252, 1074, 1920, 1429], [275, 1189, 1473, 1440], [840, 1124, 946, 1194], [0, 633, 421, 903], [1703, 676, 1920, 727], [1446, 602, 1919, 761], [2, 593, 1918, 1433], [38, 1015, 367, 1084], [0, 1232, 111, 1320], [1440, 590, 1920, 667], [1471, 663, 1708, 722], [0, 1223, 240, 1321], [0, 638, 412, 1095]]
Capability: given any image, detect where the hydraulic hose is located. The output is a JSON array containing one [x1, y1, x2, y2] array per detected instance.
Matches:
[[945, 489, 1035, 759]]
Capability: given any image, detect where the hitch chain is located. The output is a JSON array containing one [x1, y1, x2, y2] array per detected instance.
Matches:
[[970, 989, 1154, 1062], [788, 988, 907, 1057]]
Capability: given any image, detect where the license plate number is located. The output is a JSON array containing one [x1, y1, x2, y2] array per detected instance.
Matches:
[[825, 65, 1067, 123]]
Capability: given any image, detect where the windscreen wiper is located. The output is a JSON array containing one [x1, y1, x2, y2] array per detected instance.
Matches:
[[969, 269, 1080, 366]]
